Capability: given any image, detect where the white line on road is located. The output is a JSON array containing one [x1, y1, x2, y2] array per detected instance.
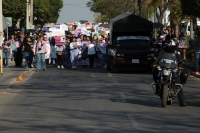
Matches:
[[91, 74, 96, 78], [113, 81, 120, 86], [107, 73, 112, 77], [119, 93, 127, 102], [127, 114, 141, 131]]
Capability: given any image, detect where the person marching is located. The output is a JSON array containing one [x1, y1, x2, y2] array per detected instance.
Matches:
[[44, 36, 51, 68], [178, 32, 188, 60], [70, 37, 79, 68], [56, 44, 65, 69], [2, 39, 12, 67], [33, 35, 47, 72], [21, 36, 34, 68], [50, 37, 57, 67]]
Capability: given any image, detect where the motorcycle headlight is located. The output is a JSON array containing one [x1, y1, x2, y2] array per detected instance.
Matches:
[[163, 70, 171, 76]]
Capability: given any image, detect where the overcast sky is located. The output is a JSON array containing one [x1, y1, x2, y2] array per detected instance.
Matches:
[[57, 0, 94, 23]]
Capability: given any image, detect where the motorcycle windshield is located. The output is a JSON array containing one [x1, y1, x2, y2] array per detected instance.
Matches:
[[158, 53, 178, 69]]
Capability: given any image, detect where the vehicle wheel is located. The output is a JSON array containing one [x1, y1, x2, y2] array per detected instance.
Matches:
[[107, 56, 111, 71], [161, 85, 168, 107], [111, 59, 118, 73], [167, 100, 172, 105]]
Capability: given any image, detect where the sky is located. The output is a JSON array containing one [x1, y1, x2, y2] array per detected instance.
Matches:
[[57, 0, 94, 24]]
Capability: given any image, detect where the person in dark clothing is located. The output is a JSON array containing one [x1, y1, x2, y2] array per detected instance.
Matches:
[[65, 38, 71, 67], [15, 38, 23, 67], [22, 36, 34, 68], [152, 37, 187, 107]]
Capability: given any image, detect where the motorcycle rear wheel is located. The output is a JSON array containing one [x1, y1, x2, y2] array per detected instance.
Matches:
[[161, 85, 168, 107]]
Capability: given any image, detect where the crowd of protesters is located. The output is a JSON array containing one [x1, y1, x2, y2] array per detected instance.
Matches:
[[154, 27, 200, 75], [0, 31, 109, 71], [154, 28, 188, 59], [3, 27, 200, 75]]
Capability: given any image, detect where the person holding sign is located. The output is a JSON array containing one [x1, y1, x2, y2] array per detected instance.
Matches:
[[56, 44, 65, 69], [70, 37, 79, 68]]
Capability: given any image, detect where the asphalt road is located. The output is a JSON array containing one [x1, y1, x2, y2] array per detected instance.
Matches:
[[0, 67, 199, 133]]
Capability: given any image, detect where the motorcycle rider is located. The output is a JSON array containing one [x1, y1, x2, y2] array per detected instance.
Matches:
[[152, 34, 187, 107]]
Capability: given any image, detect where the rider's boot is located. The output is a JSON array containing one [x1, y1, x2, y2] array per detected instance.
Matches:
[[177, 87, 186, 107], [155, 84, 160, 95]]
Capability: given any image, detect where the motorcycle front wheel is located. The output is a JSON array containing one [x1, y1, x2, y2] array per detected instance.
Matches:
[[161, 85, 168, 107]]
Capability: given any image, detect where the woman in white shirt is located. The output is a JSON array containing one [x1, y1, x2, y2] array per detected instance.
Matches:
[[87, 37, 96, 68], [70, 37, 79, 68]]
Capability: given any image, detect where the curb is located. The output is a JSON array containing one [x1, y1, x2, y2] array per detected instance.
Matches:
[[15, 68, 34, 83]]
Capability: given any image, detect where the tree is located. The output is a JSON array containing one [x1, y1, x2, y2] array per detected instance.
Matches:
[[2, 0, 63, 27], [93, 13, 109, 23], [3, 0, 26, 25], [87, 0, 149, 21], [33, 0, 63, 26], [180, 0, 199, 17], [46, 0, 63, 23], [146, 0, 171, 23], [168, 0, 183, 37]]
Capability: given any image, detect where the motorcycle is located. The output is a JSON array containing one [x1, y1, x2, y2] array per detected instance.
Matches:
[[151, 57, 189, 107]]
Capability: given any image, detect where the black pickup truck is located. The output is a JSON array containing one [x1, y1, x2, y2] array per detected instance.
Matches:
[[106, 12, 155, 72]]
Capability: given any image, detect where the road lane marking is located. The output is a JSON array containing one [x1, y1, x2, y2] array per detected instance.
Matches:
[[6, 88, 11, 91], [119, 93, 127, 102], [2, 92, 7, 94], [113, 81, 120, 86], [91, 74, 96, 78], [107, 73, 112, 77], [127, 114, 141, 131]]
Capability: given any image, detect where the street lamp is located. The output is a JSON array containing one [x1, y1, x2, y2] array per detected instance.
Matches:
[[0, 0, 3, 45]]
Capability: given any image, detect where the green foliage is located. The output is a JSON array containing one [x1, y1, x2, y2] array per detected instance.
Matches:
[[146, 0, 170, 23], [46, 0, 63, 23], [87, 0, 149, 20], [93, 13, 109, 23], [180, 0, 200, 17], [3, 0, 26, 24], [168, 0, 183, 24], [3, 0, 63, 26]]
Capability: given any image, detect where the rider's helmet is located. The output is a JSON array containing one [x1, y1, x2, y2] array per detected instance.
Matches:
[[163, 39, 176, 53]]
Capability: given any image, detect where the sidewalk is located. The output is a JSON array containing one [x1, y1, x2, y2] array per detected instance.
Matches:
[[0, 60, 32, 93], [182, 60, 200, 78]]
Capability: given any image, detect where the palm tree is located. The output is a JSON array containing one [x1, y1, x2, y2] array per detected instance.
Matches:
[[168, 0, 183, 38], [146, 0, 170, 23]]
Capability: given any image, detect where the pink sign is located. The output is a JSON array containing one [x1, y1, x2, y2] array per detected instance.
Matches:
[[55, 36, 64, 45]]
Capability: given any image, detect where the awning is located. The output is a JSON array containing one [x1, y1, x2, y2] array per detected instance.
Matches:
[[154, 22, 164, 28], [2, 16, 11, 30]]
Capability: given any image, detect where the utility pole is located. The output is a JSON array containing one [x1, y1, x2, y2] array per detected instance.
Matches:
[[0, 0, 3, 73], [0, 0, 3, 45], [154, 7, 157, 39], [30, 0, 34, 29], [26, 0, 29, 30], [190, 18, 194, 40]]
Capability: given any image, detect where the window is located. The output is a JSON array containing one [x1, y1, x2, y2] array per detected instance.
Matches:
[[116, 39, 150, 49]]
